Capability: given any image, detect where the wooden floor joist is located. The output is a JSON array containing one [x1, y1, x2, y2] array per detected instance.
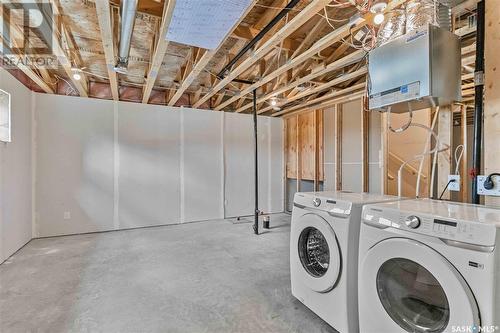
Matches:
[[214, 0, 406, 111], [236, 49, 366, 113], [142, 0, 176, 104], [95, 0, 119, 101]]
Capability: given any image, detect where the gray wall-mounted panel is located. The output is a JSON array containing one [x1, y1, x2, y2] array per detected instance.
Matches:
[[117, 102, 181, 228], [36, 94, 115, 237], [182, 109, 224, 222]]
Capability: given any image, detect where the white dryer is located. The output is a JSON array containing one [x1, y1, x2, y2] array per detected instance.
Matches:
[[290, 191, 403, 333], [359, 199, 500, 333]]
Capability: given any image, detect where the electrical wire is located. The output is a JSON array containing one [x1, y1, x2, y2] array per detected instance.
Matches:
[[454, 145, 465, 175], [439, 179, 456, 200]]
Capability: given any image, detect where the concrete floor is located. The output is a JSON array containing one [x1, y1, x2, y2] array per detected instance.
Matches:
[[0, 214, 335, 333]]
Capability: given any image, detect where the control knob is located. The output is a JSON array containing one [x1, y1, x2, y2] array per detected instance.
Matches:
[[405, 215, 421, 229], [313, 198, 321, 207]]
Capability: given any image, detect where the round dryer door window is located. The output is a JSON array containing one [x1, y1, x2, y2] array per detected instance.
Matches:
[[377, 258, 450, 332], [298, 227, 330, 277], [293, 213, 341, 293]]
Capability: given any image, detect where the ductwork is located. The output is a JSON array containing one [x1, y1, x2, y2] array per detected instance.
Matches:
[[115, 0, 138, 74]]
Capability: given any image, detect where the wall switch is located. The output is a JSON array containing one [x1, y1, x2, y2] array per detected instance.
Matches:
[[477, 175, 500, 197], [448, 175, 461, 192], [63, 211, 71, 220]]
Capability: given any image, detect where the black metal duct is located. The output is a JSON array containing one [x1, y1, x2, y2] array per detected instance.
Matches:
[[217, 0, 300, 79], [472, 0, 485, 204]]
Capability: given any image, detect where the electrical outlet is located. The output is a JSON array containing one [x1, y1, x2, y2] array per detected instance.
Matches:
[[477, 175, 500, 197], [448, 175, 461, 192], [63, 211, 71, 220]]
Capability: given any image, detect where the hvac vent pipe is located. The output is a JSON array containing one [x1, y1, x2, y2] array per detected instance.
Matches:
[[115, 0, 138, 73]]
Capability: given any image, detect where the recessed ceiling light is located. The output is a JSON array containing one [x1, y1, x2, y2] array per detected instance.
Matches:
[[374, 13, 385, 25], [72, 73, 82, 81]]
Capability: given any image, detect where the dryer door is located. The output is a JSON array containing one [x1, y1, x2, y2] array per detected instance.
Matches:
[[293, 212, 341, 293], [359, 238, 480, 333]]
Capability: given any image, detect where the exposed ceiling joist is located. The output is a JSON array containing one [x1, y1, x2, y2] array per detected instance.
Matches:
[[142, 0, 176, 104], [214, 0, 405, 111], [50, 0, 88, 96], [237, 49, 365, 113], [275, 82, 366, 117], [214, 17, 366, 111], [192, 0, 332, 108], [95, 0, 119, 101], [260, 67, 367, 114]]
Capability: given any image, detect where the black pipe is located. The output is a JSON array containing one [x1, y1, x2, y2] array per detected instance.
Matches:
[[472, 0, 485, 204], [217, 0, 300, 79], [253, 89, 259, 235]]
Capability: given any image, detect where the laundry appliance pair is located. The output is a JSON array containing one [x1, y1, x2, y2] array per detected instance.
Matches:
[[291, 191, 500, 333]]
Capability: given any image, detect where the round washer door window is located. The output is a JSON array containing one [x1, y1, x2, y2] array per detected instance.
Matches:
[[377, 258, 450, 333], [292, 213, 341, 292], [298, 227, 330, 277]]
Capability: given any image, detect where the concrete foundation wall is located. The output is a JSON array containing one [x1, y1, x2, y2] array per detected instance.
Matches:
[[34, 94, 283, 237], [0, 69, 33, 263]]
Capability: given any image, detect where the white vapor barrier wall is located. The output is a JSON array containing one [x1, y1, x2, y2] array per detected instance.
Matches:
[[34, 94, 284, 237], [0, 69, 33, 263], [224, 113, 283, 217], [323, 101, 382, 193]]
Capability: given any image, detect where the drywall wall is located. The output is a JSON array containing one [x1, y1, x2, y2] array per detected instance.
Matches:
[[0, 69, 33, 263], [34, 94, 283, 237]]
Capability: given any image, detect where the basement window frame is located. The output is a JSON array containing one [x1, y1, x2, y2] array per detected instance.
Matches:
[[0, 88, 11, 143]]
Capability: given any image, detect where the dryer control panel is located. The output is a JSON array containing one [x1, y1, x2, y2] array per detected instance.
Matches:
[[362, 207, 497, 247]]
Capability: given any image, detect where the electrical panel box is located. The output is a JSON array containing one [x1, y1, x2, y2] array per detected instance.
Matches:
[[368, 25, 461, 113]]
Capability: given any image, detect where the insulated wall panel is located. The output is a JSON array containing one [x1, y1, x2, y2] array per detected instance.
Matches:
[[342, 100, 363, 192], [224, 114, 284, 217], [0, 69, 32, 262], [323, 107, 336, 190], [117, 102, 181, 228], [36, 95, 115, 237], [224, 112, 253, 217], [268, 118, 284, 213], [182, 109, 223, 222]]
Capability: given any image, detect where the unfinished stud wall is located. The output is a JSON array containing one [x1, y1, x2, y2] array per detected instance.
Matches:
[[321, 99, 382, 194], [34, 94, 283, 237], [284, 110, 323, 211], [387, 109, 431, 198], [0, 69, 33, 263], [283, 99, 382, 209]]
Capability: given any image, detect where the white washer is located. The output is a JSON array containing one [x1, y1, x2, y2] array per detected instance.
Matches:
[[359, 199, 500, 333], [290, 191, 403, 333]]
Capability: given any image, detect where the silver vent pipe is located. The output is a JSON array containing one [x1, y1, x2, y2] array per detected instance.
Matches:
[[115, 0, 138, 73]]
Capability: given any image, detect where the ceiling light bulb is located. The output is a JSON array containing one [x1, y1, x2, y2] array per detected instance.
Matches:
[[73, 73, 82, 81], [374, 13, 385, 25], [271, 98, 278, 106]]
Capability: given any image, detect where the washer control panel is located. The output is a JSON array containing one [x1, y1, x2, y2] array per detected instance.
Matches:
[[362, 207, 497, 247], [293, 193, 352, 217]]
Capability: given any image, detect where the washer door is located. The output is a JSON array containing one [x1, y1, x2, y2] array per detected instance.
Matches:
[[293, 212, 341, 293], [360, 238, 480, 332]]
